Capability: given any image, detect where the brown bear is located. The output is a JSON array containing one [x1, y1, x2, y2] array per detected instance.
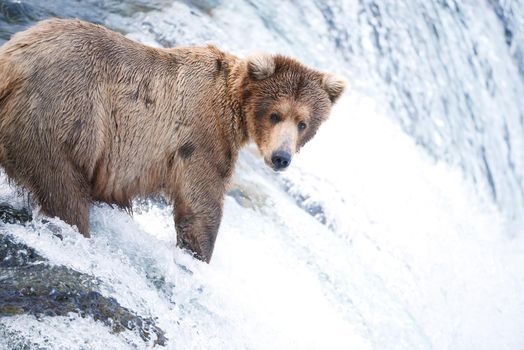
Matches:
[[0, 19, 345, 262]]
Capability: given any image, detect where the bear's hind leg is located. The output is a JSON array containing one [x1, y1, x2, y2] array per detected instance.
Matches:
[[30, 159, 92, 237]]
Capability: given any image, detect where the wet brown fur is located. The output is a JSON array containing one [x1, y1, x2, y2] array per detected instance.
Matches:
[[0, 19, 345, 262]]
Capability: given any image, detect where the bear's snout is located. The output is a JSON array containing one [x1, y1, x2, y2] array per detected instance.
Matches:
[[271, 151, 291, 171]]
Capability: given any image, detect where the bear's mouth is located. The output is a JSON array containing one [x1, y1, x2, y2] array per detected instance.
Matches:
[[271, 165, 288, 172]]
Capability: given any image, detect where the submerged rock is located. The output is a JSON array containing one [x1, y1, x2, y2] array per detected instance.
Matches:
[[279, 177, 331, 228], [227, 184, 270, 211], [0, 203, 32, 225], [0, 227, 167, 346]]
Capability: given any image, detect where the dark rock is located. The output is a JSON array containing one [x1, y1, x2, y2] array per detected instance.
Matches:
[[0, 203, 32, 225], [0, 233, 167, 346]]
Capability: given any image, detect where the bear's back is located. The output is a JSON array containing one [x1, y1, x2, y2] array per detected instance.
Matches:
[[0, 19, 237, 206]]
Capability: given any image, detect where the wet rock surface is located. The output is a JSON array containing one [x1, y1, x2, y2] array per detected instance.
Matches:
[[0, 206, 167, 346], [0, 203, 32, 225], [279, 178, 331, 228]]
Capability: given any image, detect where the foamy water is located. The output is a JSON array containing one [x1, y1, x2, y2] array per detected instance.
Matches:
[[1, 0, 524, 349], [1, 93, 523, 349]]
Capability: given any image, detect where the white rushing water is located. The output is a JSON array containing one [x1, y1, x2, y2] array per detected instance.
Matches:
[[1, 1, 524, 349]]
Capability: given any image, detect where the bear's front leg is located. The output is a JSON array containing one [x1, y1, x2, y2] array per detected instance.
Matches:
[[173, 177, 224, 263]]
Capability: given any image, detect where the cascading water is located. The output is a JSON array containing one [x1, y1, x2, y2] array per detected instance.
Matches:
[[355, 0, 524, 224], [0, 1, 523, 349]]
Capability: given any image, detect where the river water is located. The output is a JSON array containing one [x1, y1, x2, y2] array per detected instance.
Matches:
[[0, 1, 523, 349]]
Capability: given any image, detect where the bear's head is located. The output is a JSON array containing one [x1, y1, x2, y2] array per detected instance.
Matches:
[[242, 53, 345, 171]]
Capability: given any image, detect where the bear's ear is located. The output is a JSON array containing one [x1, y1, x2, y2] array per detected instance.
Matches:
[[322, 73, 346, 103], [247, 53, 276, 80]]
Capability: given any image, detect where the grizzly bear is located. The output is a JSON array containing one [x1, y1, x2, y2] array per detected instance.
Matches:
[[0, 19, 345, 262]]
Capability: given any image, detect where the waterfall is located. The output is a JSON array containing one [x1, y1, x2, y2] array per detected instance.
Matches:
[[1, 1, 523, 349]]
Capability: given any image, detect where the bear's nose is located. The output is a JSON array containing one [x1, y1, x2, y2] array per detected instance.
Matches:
[[271, 151, 291, 170]]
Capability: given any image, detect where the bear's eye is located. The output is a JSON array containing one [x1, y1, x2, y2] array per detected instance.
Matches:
[[298, 121, 307, 131], [270, 113, 281, 124]]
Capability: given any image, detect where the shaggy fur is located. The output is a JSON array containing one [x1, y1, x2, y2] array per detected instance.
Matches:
[[0, 19, 345, 262]]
